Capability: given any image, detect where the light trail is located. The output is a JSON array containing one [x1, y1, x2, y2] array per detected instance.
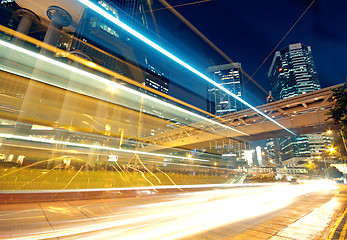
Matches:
[[1, 181, 336, 239], [0, 132, 210, 163], [0, 24, 219, 120], [0, 39, 248, 136], [158, 0, 270, 97], [77, 0, 296, 136]]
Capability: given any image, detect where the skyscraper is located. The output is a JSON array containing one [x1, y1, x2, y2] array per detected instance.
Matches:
[[264, 138, 282, 165], [268, 43, 331, 163], [207, 63, 243, 116], [269, 43, 321, 100]]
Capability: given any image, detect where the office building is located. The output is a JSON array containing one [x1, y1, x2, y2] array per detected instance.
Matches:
[[264, 138, 282, 166], [268, 43, 331, 163], [207, 63, 243, 116], [269, 43, 320, 100]]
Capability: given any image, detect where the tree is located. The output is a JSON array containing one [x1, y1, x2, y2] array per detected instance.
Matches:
[[305, 161, 317, 175], [327, 82, 347, 128], [326, 82, 347, 157]]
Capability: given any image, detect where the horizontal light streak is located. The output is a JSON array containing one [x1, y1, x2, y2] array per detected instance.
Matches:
[[0, 141, 219, 171], [0, 39, 247, 136], [0, 182, 280, 194], [77, 0, 295, 136], [3, 181, 335, 239], [0, 133, 210, 162]]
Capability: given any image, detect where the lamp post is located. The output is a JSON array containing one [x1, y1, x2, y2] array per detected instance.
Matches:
[[291, 159, 295, 179], [318, 155, 328, 178]]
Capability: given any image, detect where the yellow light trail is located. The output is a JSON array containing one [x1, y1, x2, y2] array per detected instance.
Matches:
[[0, 133, 210, 163], [0, 38, 248, 136], [0, 24, 230, 126]]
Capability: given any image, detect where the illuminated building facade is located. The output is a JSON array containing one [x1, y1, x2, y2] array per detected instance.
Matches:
[[264, 138, 282, 165], [206, 63, 245, 166], [207, 63, 243, 116], [269, 43, 331, 162], [268, 43, 320, 100]]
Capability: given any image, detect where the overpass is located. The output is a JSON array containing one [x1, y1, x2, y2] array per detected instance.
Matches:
[[141, 84, 340, 152]]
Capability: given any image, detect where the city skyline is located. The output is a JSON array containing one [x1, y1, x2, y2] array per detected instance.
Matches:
[[0, 2, 345, 237]]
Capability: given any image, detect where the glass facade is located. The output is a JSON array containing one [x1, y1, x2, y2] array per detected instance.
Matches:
[[207, 63, 243, 116], [269, 43, 320, 100], [268, 43, 330, 162], [264, 138, 282, 165]]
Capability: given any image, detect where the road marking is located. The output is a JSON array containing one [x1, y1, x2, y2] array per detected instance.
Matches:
[[339, 214, 347, 240], [326, 205, 347, 240]]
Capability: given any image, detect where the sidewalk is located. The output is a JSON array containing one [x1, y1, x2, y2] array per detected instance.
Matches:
[[324, 184, 347, 240], [183, 184, 347, 240]]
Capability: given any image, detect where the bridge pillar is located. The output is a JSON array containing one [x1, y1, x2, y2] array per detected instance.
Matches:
[[40, 6, 72, 56], [13, 8, 40, 46]]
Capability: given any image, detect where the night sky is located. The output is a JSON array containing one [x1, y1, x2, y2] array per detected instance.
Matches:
[[165, 0, 347, 105]]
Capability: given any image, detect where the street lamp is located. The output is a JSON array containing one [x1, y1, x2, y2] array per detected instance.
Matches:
[[327, 129, 347, 153], [318, 155, 328, 178], [328, 146, 336, 154]]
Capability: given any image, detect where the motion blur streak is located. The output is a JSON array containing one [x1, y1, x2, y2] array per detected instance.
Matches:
[[0, 133, 210, 162], [77, 0, 296, 136], [8, 181, 336, 240], [0, 39, 246, 135]]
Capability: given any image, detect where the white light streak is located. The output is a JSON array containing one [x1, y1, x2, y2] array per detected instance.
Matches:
[[77, 0, 296, 136], [2, 181, 335, 239]]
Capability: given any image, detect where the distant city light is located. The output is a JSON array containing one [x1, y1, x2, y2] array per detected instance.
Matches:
[[244, 150, 254, 166], [256, 146, 264, 166], [77, 0, 296, 136]]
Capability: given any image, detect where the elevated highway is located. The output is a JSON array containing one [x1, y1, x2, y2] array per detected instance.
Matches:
[[141, 84, 340, 152]]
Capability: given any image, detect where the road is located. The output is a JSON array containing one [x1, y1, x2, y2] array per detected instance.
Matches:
[[0, 181, 344, 240]]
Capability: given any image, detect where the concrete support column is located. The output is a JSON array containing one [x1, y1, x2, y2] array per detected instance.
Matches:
[[40, 6, 72, 57], [12, 9, 40, 46]]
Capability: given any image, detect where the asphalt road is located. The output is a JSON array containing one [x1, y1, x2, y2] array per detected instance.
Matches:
[[0, 181, 344, 240]]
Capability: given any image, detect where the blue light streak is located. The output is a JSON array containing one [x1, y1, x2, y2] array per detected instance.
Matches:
[[77, 0, 296, 136]]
